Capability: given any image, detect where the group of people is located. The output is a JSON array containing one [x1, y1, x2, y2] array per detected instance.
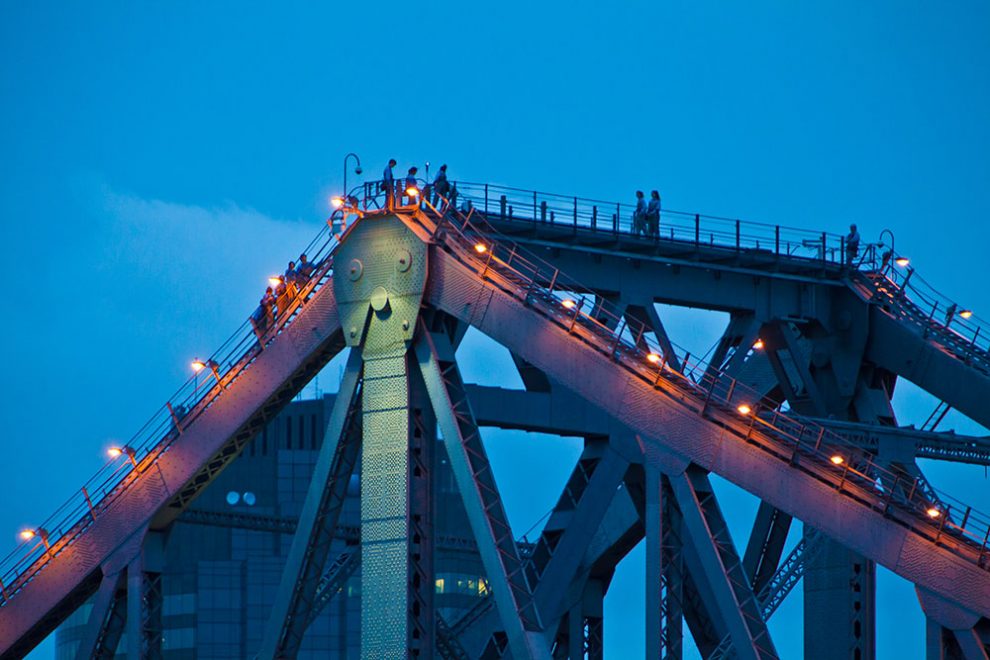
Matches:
[[381, 159, 460, 210], [632, 190, 662, 237], [250, 253, 318, 339]]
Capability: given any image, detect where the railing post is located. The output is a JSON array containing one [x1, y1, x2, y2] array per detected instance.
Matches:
[[592, 205, 598, 230], [840, 235, 846, 268], [485, 184, 489, 215], [821, 232, 827, 265], [82, 486, 97, 522], [540, 201, 547, 222], [775, 225, 780, 255], [573, 197, 578, 227], [735, 220, 741, 251], [695, 214, 700, 247], [533, 191, 538, 221], [616, 203, 621, 234], [499, 195, 507, 220]]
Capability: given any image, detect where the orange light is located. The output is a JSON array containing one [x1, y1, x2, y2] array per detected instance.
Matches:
[[19, 529, 35, 541], [474, 243, 488, 254], [830, 455, 845, 465], [894, 257, 910, 267], [107, 447, 123, 459], [737, 404, 752, 415], [647, 352, 662, 364], [406, 186, 419, 197], [330, 196, 344, 209], [191, 359, 206, 373], [959, 309, 973, 319], [268, 276, 282, 287], [752, 339, 764, 350], [926, 507, 941, 519], [562, 299, 577, 309]]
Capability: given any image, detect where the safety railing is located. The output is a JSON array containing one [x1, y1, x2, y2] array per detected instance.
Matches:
[[0, 220, 345, 607], [449, 181, 848, 264], [853, 255, 990, 372], [420, 199, 990, 574], [347, 179, 845, 263]]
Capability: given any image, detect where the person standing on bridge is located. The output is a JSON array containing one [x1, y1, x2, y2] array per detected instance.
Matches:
[[405, 166, 419, 205], [433, 164, 450, 209], [382, 158, 397, 207], [647, 190, 662, 238], [295, 253, 315, 281], [633, 190, 647, 236], [845, 223, 861, 266]]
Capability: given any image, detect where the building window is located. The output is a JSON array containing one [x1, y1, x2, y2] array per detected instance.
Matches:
[[243, 492, 257, 506], [226, 491, 240, 506]]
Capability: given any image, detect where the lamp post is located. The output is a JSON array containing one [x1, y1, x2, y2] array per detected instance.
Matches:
[[343, 153, 362, 199], [879, 228, 895, 271]]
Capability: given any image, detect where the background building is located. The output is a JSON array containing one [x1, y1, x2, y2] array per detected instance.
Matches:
[[55, 395, 487, 659]]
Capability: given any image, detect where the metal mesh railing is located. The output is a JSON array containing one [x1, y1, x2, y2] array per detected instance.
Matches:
[[0, 221, 344, 607], [417, 198, 990, 576]]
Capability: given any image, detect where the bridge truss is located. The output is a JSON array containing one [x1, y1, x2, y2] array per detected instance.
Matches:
[[1, 180, 990, 659]]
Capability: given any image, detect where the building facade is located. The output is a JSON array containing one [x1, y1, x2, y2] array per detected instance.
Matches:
[[56, 395, 487, 658]]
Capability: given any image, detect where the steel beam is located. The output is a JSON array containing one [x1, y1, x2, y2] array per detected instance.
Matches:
[[529, 441, 630, 643], [742, 502, 793, 595], [416, 324, 549, 659], [74, 571, 126, 660], [645, 464, 663, 659], [259, 350, 363, 658], [667, 466, 777, 660]]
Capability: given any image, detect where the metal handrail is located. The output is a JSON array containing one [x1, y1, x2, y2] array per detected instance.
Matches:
[[0, 220, 345, 606], [419, 199, 990, 575]]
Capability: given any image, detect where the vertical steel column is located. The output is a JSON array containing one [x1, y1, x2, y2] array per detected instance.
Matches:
[[646, 463, 663, 659], [124, 531, 164, 659], [361, 350, 416, 657], [408, 365, 436, 657]]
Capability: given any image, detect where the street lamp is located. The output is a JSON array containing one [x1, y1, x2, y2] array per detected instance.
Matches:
[[878, 228, 908, 270], [343, 153, 362, 199]]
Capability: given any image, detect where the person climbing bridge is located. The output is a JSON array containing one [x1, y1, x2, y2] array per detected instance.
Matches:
[[845, 223, 861, 266]]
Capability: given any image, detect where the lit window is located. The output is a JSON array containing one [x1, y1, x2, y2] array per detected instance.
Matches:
[[225, 491, 240, 506], [242, 492, 257, 506]]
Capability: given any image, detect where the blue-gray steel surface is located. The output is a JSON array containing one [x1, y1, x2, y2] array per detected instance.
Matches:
[[421, 212, 990, 617]]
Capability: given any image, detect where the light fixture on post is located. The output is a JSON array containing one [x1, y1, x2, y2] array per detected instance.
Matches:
[[343, 152, 362, 201], [959, 309, 973, 320], [191, 359, 207, 373], [19, 528, 51, 551], [108, 445, 138, 467], [752, 339, 764, 350]]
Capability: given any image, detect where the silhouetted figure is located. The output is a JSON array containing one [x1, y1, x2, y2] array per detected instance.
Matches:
[[251, 286, 277, 340], [284, 261, 300, 295], [382, 158, 397, 207], [433, 164, 450, 208], [405, 167, 419, 205], [846, 224, 861, 265], [633, 191, 647, 236], [296, 253, 315, 280], [944, 303, 957, 327], [647, 190, 661, 238]]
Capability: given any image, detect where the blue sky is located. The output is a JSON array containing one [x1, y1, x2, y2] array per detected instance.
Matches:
[[2, 2, 989, 657]]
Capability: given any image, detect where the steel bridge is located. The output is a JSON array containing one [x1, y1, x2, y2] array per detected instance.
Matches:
[[2, 178, 990, 659]]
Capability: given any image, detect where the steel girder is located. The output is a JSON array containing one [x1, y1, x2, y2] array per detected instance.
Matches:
[[416, 323, 549, 659], [259, 350, 363, 658], [0, 276, 347, 657], [424, 237, 990, 618], [463, 383, 990, 468], [73, 571, 126, 660]]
